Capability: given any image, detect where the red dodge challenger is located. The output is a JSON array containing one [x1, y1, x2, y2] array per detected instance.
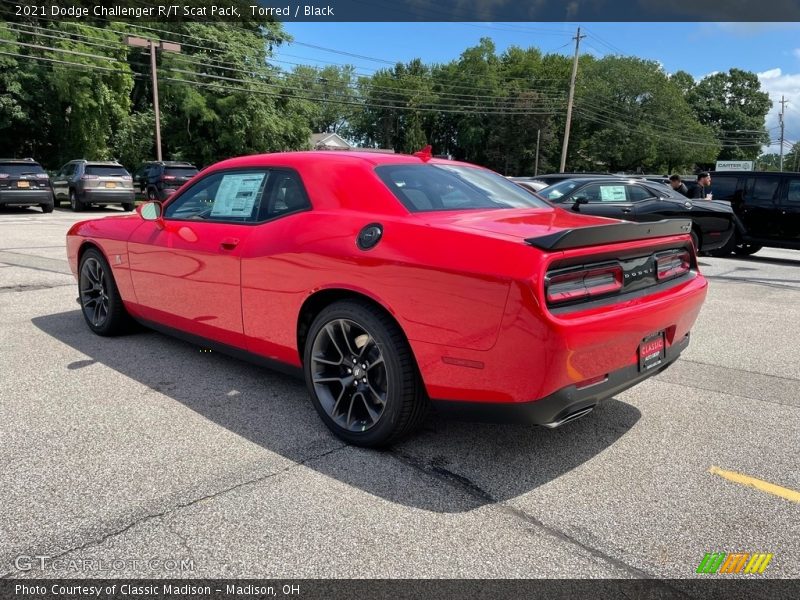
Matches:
[[67, 151, 707, 447]]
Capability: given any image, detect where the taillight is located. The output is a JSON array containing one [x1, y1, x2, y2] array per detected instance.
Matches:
[[546, 265, 623, 305], [656, 250, 690, 281], [0, 174, 8, 179], [36, 173, 49, 179], [163, 175, 176, 180], [81, 175, 98, 180]]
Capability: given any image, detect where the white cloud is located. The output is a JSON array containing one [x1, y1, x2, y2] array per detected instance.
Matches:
[[757, 68, 800, 153]]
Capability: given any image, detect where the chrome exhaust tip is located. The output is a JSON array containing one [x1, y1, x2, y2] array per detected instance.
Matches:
[[541, 405, 595, 429]]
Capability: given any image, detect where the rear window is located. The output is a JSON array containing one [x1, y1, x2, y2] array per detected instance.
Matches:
[[165, 167, 198, 177], [85, 165, 129, 177], [0, 162, 46, 175], [376, 164, 549, 212]]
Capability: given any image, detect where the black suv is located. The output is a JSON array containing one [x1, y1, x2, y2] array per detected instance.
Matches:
[[708, 171, 800, 255], [133, 161, 199, 201], [0, 158, 54, 213], [52, 160, 135, 212]]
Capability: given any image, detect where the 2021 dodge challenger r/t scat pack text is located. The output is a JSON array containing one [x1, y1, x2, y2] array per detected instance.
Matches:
[[67, 151, 708, 447]]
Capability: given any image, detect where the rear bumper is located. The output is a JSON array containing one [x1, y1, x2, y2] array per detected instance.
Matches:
[[79, 189, 135, 204], [432, 331, 690, 426], [0, 189, 53, 206]]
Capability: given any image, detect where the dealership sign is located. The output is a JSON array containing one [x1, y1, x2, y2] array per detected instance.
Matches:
[[715, 161, 754, 171]]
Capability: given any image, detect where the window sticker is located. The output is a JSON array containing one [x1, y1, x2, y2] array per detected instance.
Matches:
[[600, 185, 626, 201], [210, 173, 266, 218]]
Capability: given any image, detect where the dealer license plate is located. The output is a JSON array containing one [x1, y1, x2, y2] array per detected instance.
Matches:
[[639, 331, 666, 372]]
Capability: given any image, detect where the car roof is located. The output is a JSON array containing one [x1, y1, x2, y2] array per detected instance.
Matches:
[[0, 158, 40, 163], [209, 151, 468, 171]]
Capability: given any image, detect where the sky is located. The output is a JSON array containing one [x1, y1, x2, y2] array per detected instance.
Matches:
[[276, 22, 800, 153]]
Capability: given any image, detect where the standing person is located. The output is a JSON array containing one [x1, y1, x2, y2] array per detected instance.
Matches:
[[669, 174, 689, 197], [690, 172, 712, 199]]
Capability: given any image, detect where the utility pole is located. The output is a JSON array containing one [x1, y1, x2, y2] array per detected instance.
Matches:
[[534, 129, 541, 176], [779, 95, 788, 171], [560, 26, 585, 173], [124, 36, 182, 161]]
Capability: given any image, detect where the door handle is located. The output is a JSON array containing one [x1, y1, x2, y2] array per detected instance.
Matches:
[[621, 208, 633, 213], [220, 237, 240, 250]]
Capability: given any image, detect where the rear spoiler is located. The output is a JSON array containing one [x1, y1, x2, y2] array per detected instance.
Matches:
[[525, 219, 693, 251]]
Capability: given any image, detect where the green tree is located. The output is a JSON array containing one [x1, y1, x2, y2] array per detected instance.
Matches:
[[687, 69, 772, 161], [574, 57, 718, 172]]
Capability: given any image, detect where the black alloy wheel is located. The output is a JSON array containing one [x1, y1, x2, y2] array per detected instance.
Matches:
[[78, 249, 131, 336], [304, 300, 427, 447]]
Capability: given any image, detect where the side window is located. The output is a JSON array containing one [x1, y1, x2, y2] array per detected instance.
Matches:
[[164, 170, 269, 222], [786, 179, 800, 204], [626, 185, 654, 202], [260, 169, 311, 220], [580, 184, 627, 203], [710, 176, 739, 200], [746, 177, 780, 202]]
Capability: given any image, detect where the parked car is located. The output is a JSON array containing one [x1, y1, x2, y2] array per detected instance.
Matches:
[[67, 151, 707, 447], [52, 160, 135, 212], [706, 170, 800, 256], [133, 161, 199, 201], [0, 158, 54, 213], [538, 177, 735, 252]]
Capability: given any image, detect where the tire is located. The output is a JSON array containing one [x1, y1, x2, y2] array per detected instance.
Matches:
[[70, 190, 84, 212], [40, 203, 54, 214], [78, 248, 132, 336], [734, 243, 762, 256], [53, 195, 60, 208], [122, 202, 135, 212], [303, 299, 427, 448]]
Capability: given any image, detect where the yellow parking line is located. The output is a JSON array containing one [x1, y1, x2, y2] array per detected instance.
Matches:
[[709, 466, 800, 504]]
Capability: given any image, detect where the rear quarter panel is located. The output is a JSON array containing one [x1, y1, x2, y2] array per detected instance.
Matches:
[[240, 210, 541, 366]]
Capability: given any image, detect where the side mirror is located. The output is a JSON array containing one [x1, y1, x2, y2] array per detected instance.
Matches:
[[572, 196, 589, 210], [137, 201, 163, 223]]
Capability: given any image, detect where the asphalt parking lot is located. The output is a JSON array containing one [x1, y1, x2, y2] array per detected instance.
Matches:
[[1, 206, 798, 583]]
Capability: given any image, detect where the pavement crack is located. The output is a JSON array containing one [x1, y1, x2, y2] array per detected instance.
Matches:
[[0, 442, 347, 578], [653, 376, 800, 410], [678, 359, 800, 384], [0, 283, 73, 293], [390, 449, 690, 593]]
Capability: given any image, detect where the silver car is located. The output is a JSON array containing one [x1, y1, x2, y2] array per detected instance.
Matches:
[[52, 160, 135, 212]]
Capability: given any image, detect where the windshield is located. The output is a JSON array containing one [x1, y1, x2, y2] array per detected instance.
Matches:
[[85, 165, 129, 177], [539, 179, 586, 200], [0, 163, 46, 175], [375, 164, 549, 212]]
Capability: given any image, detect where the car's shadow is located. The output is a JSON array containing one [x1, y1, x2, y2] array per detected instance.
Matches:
[[33, 310, 641, 513]]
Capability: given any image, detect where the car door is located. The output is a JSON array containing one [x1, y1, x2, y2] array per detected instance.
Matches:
[[239, 169, 314, 364], [127, 169, 270, 347], [741, 175, 781, 239], [568, 182, 637, 219], [778, 176, 800, 244]]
